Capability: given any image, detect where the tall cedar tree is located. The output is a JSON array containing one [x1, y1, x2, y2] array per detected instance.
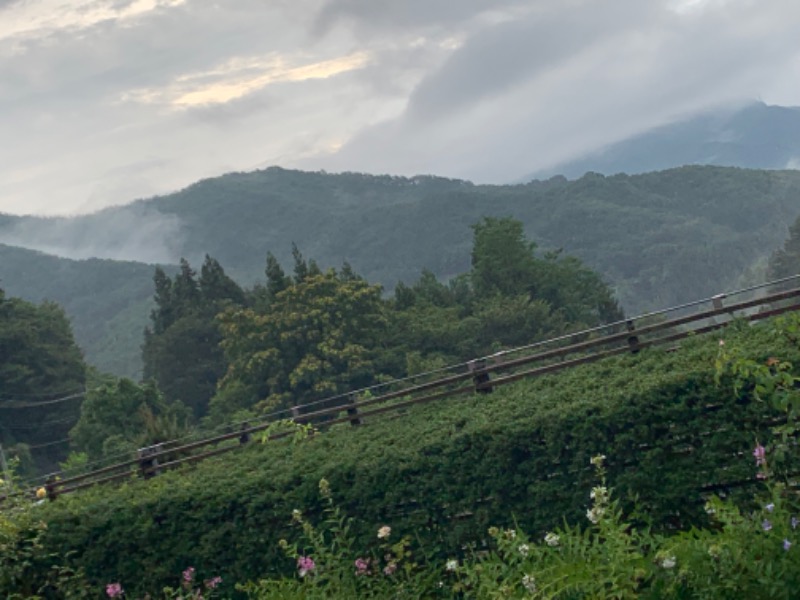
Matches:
[[142, 256, 246, 418]]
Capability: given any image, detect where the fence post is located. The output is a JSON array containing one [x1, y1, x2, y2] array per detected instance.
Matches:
[[468, 358, 493, 394], [711, 293, 726, 311], [44, 474, 58, 502], [626, 320, 640, 354], [346, 394, 362, 427], [238, 422, 251, 445], [137, 444, 163, 480]]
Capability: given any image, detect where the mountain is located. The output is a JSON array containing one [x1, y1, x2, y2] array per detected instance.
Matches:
[[2, 165, 800, 376], [528, 102, 800, 180], [0, 244, 166, 377]]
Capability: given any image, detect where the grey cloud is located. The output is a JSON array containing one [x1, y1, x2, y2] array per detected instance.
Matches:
[[317, 0, 800, 182], [314, 0, 518, 35]]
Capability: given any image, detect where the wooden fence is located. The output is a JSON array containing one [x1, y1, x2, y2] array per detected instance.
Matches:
[[8, 283, 800, 502]]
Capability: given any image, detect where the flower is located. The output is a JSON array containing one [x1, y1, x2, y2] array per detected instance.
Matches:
[[36, 487, 47, 500], [204, 576, 222, 589], [719, 339, 725, 346], [383, 562, 397, 576], [183, 567, 195, 583], [660, 556, 677, 569], [784, 539, 792, 551], [297, 556, 316, 577], [355, 558, 370, 575], [446, 559, 458, 572], [766, 503, 775, 512], [292, 509, 303, 522], [590, 486, 608, 500], [377, 525, 391, 539], [504, 529, 517, 540], [518, 544, 530, 557], [753, 444, 766, 466], [590, 454, 606, 468], [704, 502, 716, 516], [792, 516, 799, 530], [522, 574, 536, 593], [318, 478, 330, 496], [106, 583, 124, 598], [587, 506, 605, 524], [544, 532, 560, 547], [762, 519, 773, 532]]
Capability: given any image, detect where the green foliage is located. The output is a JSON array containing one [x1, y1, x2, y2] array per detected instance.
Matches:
[[214, 266, 388, 419], [143, 256, 246, 418], [4, 166, 800, 380], [768, 214, 800, 282], [0, 461, 92, 598], [0, 288, 86, 473], [29, 317, 800, 595], [69, 379, 190, 462]]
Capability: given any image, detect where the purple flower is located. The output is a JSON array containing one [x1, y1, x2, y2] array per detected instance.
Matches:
[[297, 555, 316, 577], [106, 583, 124, 598], [792, 517, 799, 530], [205, 576, 222, 589], [766, 503, 775, 512], [784, 539, 792, 551], [763, 519, 773, 532], [355, 557, 370, 575], [183, 567, 196, 583], [753, 444, 766, 466]]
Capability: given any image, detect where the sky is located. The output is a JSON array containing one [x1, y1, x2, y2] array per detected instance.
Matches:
[[0, 0, 799, 216]]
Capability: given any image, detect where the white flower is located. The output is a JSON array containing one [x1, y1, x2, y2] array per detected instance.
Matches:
[[660, 556, 677, 569], [505, 529, 517, 540], [590, 454, 606, 467], [590, 486, 607, 500], [704, 502, 716, 516], [445, 559, 458, 572], [377, 525, 391, 539], [522, 574, 536, 593], [544, 532, 560, 547], [518, 544, 530, 557]]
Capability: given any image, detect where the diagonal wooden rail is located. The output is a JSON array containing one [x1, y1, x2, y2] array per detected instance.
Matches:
[[8, 284, 800, 502]]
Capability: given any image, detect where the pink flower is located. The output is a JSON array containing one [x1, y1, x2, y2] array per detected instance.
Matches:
[[205, 576, 223, 589], [297, 555, 316, 577], [355, 557, 370, 575], [106, 583, 124, 598], [383, 562, 397, 576], [183, 567, 196, 583], [754, 444, 766, 466]]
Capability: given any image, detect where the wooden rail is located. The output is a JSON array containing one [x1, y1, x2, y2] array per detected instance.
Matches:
[[8, 284, 800, 502]]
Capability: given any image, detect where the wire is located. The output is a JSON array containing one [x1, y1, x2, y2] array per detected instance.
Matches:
[[0, 391, 85, 409], [0, 387, 85, 401], [2, 415, 79, 430], [25, 438, 71, 450]]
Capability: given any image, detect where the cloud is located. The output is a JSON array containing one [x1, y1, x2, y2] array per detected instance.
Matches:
[[311, 0, 800, 182], [0, 0, 799, 220]]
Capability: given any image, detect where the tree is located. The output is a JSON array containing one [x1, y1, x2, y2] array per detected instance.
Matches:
[[214, 266, 388, 419], [0, 289, 86, 473], [142, 256, 246, 418], [70, 379, 189, 461], [769, 216, 800, 282]]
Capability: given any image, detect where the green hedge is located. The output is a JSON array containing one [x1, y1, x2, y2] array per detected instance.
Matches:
[[34, 319, 798, 596]]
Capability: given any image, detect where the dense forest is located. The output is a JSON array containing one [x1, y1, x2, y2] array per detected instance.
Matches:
[[2, 165, 800, 378]]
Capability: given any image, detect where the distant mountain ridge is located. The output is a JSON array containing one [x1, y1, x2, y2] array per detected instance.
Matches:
[[529, 102, 800, 180], [2, 165, 800, 376]]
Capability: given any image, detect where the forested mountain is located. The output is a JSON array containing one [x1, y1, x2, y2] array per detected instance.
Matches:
[[2, 165, 800, 377], [529, 102, 800, 179], [0, 244, 168, 377]]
